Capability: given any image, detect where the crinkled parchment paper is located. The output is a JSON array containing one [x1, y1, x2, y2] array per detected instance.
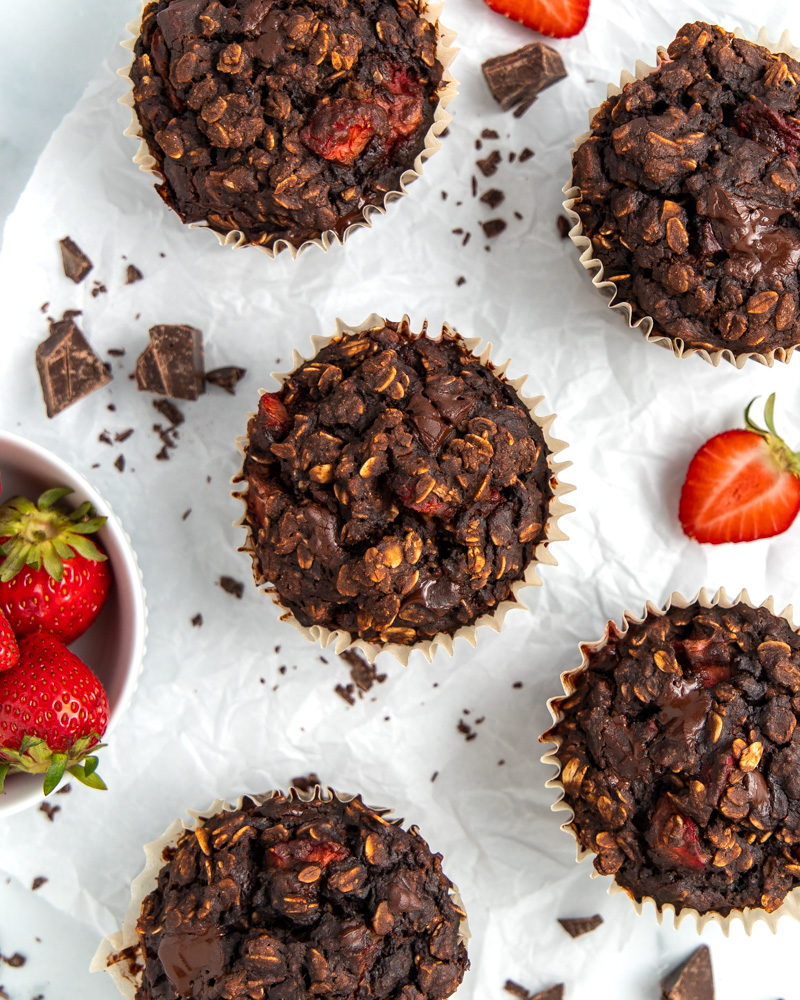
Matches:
[[1, 1, 800, 998]]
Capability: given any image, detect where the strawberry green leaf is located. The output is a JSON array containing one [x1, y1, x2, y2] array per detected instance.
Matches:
[[41, 543, 64, 582], [68, 764, 107, 791], [43, 753, 68, 796], [0, 764, 8, 794], [65, 534, 107, 562], [38, 487, 73, 510]]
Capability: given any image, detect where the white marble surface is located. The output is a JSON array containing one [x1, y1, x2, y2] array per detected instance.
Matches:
[[3, 2, 800, 1000]]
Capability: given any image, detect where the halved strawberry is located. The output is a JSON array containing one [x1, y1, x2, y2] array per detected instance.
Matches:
[[679, 394, 800, 544], [0, 608, 19, 672], [482, 0, 590, 38]]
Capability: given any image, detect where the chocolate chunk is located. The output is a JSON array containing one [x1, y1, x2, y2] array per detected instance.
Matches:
[[36, 316, 112, 418], [406, 391, 454, 454], [335, 683, 357, 705], [191, 613, 203, 627], [205, 366, 247, 395], [481, 188, 506, 210], [219, 576, 244, 599], [482, 128, 500, 140], [31, 876, 48, 891], [153, 398, 184, 427], [481, 219, 507, 239], [482, 42, 566, 113], [558, 914, 603, 938], [477, 150, 502, 177], [339, 649, 387, 694], [59, 237, 93, 283], [662, 946, 715, 1000], [557, 215, 571, 239], [135, 325, 204, 401], [518, 148, 534, 162], [2, 954, 25, 969], [126, 264, 144, 284], [532, 988, 564, 1000], [114, 455, 126, 473], [115, 429, 134, 442], [99, 430, 113, 446], [504, 981, 530, 999]]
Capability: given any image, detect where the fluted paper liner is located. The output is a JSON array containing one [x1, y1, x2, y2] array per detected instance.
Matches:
[[232, 313, 574, 665], [92, 786, 470, 997], [541, 587, 800, 936], [119, 3, 458, 259], [563, 26, 800, 368]]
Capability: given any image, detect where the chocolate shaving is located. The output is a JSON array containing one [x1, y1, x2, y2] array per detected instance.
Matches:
[[126, 264, 144, 284], [482, 42, 567, 114], [115, 428, 134, 442], [99, 431, 113, 446], [59, 237, 93, 284], [558, 915, 603, 938], [335, 683, 357, 706], [480, 188, 506, 210], [219, 576, 244, 599], [36, 315, 112, 417], [153, 398, 184, 427], [476, 150, 502, 177], [205, 366, 247, 395], [108, 348, 126, 358], [135, 324, 204, 401], [662, 946, 715, 1000], [504, 981, 530, 999]]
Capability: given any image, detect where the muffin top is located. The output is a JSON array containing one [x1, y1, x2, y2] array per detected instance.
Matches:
[[241, 321, 552, 646], [135, 793, 468, 1000], [573, 21, 800, 357], [546, 601, 800, 916], [131, 0, 442, 249]]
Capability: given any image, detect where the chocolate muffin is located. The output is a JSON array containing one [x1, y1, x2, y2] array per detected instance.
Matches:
[[129, 0, 446, 251], [134, 792, 469, 999], [239, 320, 556, 647], [572, 22, 800, 359], [544, 599, 800, 917]]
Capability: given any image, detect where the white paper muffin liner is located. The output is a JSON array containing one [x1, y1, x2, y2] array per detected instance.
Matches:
[[232, 313, 574, 665], [563, 26, 800, 368], [91, 785, 470, 998], [119, 2, 458, 259], [541, 586, 800, 936]]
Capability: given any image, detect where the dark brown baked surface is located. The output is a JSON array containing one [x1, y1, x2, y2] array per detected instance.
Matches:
[[135, 793, 468, 1000], [572, 21, 800, 356], [241, 322, 552, 645], [545, 601, 800, 916], [130, 0, 442, 249]]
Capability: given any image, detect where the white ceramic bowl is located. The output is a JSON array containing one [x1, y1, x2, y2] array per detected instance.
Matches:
[[0, 431, 147, 818]]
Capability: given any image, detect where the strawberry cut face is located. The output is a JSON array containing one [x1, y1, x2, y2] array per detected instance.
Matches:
[[267, 839, 350, 870], [302, 99, 389, 166], [735, 98, 800, 163]]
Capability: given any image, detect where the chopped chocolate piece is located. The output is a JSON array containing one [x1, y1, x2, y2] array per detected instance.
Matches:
[[114, 455, 126, 473], [115, 428, 134, 443], [558, 914, 603, 938], [504, 980, 530, 999], [481, 219, 507, 239], [242, 321, 553, 645], [91, 281, 108, 298], [531, 988, 564, 1000], [290, 772, 322, 793], [191, 613, 203, 627], [518, 148, 534, 162], [182, 509, 192, 520], [471, 175, 478, 197], [130, 0, 444, 251], [509, 152, 517, 163], [59, 237, 93, 283], [55, 783, 71, 795], [135, 325, 204, 401], [482, 42, 566, 113], [572, 21, 800, 356], [135, 794, 468, 1000], [662, 946, 715, 1000], [40, 301, 49, 313], [39, 802, 60, 822], [98, 430, 113, 446], [481, 188, 506, 210], [482, 128, 500, 140], [219, 576, 244, 599], [475, 139, 482, 151], [456, 276, 466, 286], [152, 398, 184, 427], [339, 649, 387, 694], [125, 264, 144, 284], [462, 232, 471, 246], [477, 150, 502, 177], [1, 954, 24, 969], [108, 403, 117, 411], [335, 683, 357, 705], [457, 719, 477, 741], [36, 316, 112, 418], [513, 98, 536, 119], [205, 366, 247, 395], [546, 601, 800, 915], [514, 211, 523, 221], [431, 770, 439, 782], [107, 348, 126, 358], [31, 877, 48, 891], [155, 445, 171, 461]]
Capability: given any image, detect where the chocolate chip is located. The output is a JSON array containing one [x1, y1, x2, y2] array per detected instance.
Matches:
[[482, 42, 566, 114], [481, 219, 507, 239], [191, 613, 203, 627], [98, 431, 113, 446], [662, 946, 715, 1000], [476, 150, 502, 177], [518, 147, 534, 162], [59, 237, 93, 283], [480, 188, 505, 210], [36, 315, 112, 417], [205, 366, 247, 395], [135, 325, 204, 401], [219, 576, 244, 599], [31, 877, 48, 891], [557, 215, 571, 239], [557, 914, 603, 938], [125, 264, 144, 284]]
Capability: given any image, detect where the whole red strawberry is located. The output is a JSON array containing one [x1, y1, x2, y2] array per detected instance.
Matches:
[[0, 607, 19, 671], [0, 487, 110, 643], [679, 394, 800, 544], [0, 633, 109, 795]]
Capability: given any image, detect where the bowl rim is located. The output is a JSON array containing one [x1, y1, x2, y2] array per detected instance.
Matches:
[[0, 430, 148, 818]]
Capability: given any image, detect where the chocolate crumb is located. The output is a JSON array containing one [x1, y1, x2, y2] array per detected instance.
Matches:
[[339, 649, 387, 695], [39, 802, 60, 822], [152, 398, 184, 427], [457, 719, 477, 741], [482, 128, 500, 140], [40, 302, 49, 313], [278, 666, 287, 675], [108, 348, 126, 358], [55, 783, 71, 795], [557, 215, 571, 239], [91, 281, 108, 298], [431, 771, 439, 783], [98, 431, 113, 446], [107, 404, 116, 412], [504, 981, 529, 1000], [456, 277, 466, 287], [291, 773, 322, 793], [471, 176, 478, 197], [514, 211, 523, 221], [475, 139, 482, 151], [509, 152, 517, 163], [335, 683, 356, 706], [476, 150, 502, 177], [320, 656, 328, 664], [662, 946, 715, 1000], [462, 232, 471, 246], [181, 510, 192, 522], [498, 759, 506, 766], [274, 645, 281, 654], [219, 576, 244, 599], [452, 228, 464, 235], [114, 455, 125, 473], [205, 366, 247, 395], [558, 915, 604, 938], [191, 614, 203, 627], [115, 429, 134, 443], [513, 681, 523, 689], [518, 148, 534, 162], [156, 445, 171, 462], [513, 99, 536, 119], [1, 954, 25, 969], [480, 188, 505, 210], [126, 264, 144, 284], [59, 237, 93, 284], [31, 877, 48, 892], [532, 988, 564, 1000], [441, 191, 448, 200], [481, 219, 507, 239]]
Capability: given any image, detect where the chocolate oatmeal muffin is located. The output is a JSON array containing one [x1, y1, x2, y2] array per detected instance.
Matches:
[[571, 22, 800, 360], [129, 0, 447, 252], [544, 598, 800, 917], [239, 320, 558, 649], [134, 792, 469, 1000]]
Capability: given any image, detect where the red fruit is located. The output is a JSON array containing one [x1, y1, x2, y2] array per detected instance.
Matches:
[[0, 608, 19, 671], [482, 0, 589, 38], [0, 633, 109, 795], [257, 392, 291, 439], [735, 98, 800, 163], [267, 839, 350, 870], [647, 795, 708, 872], [679, 394, 800, 544], [0, 487, 110, 643], [394, 480, 457, 520], [302, 99, 389, 166]]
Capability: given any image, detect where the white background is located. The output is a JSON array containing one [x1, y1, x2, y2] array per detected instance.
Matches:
[[1, 1, 800, 998]]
